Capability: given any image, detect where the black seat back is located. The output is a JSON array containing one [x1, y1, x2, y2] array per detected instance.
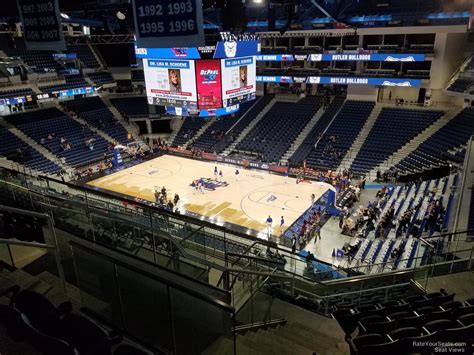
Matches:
[[388, 326, 419, 340], [60, 313, 111, 355], [458, 313, 474, 326], [12, 290, 62, 338], [423, 319, 457, 333]]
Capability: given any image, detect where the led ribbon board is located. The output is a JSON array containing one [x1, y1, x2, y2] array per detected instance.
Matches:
[[255, 53, 426, 62], [256, 75, 422, 87]]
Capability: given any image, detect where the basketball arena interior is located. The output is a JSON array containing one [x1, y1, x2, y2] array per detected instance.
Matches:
[[0, 0, 474, 354]]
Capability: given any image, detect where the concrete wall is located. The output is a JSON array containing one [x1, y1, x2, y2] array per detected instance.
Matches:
[[346, 85, 378, 101], [430, 32, 468, 90], [383, 87, 420, 103]]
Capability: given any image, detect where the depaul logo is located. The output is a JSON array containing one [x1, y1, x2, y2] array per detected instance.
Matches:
[[171, 48, 189, 57], [200, 69, 218, 84]]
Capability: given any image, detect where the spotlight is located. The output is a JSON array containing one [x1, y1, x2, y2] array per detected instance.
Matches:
[[60, 13, 70, 19], [116, 11, 126, 20]]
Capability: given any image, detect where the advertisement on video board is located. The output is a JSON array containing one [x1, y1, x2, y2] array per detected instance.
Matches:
[[143, 58, 197, 108], [195, 59, 222, 109], [221, 56, 256, 107]]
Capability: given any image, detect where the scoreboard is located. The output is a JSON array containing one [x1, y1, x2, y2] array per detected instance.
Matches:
[[138, 39, 260, 116]]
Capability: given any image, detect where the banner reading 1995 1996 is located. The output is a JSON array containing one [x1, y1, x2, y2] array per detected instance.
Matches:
[[132, 0, 204, 49]]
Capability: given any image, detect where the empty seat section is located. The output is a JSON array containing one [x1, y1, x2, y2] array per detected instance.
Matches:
[[5, 107, 110, 167], [66, 43, 100, 68], [290, 96, 345, 164], [40, 75, 89, 94], [87, 71, 115, 85], [190, 100, 254, 152], [0, 127, 61, 174], [110, 96, 155, 117], [350, 108, 443, 173], [395, 108, 474, 174], [306, 100, 375, 170], [236, 96, 322, 162], [65, 96, 129, 144]]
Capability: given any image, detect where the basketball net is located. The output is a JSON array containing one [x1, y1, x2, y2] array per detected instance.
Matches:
[[296, 160, 311, 184]]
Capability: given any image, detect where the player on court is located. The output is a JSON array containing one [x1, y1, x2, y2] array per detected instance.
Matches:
[[284, 169, 289, 184], [266, 215, 273, 238], [191, 180, 198, 195], [235, 169, 240, 181], [219, 169, 223, 181], [214, 166, 218, 180], [280, 216, 285, 233], [198, 180, 204, 194]]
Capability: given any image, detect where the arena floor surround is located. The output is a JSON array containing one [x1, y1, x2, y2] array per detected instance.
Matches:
[[87, 155, 330, 239]]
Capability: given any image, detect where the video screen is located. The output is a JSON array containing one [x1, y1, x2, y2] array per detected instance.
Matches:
[[195, 59, 222, 109], [143, 58, 197, 108], [221, 56, 256, 107]]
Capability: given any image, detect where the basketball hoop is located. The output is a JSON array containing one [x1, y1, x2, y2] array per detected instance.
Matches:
[[296, 161, 311, 184]]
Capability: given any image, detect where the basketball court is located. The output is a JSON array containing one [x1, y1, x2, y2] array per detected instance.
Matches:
[[87, 155, 330, 239]]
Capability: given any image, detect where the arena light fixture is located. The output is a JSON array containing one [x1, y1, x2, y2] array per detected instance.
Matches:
[[116, 11, 126, 20], [60, 13, 70, 20]]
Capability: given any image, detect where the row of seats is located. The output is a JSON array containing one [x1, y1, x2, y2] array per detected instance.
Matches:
[[350, 107, 443, 173], [447, 56, 474, 94], [0, 127, 61, 174], [343, 176, 458, 274], [65, 96, 129, 144], [5, 107, 110, 167], [0, 88, 34, 100], [212, 95, 274, 153], [448, 77, 474, 93], [290, 96, 345, 163], [66, 43, 100, 68], [171, 117, 207, 147], [395, 108, 474, 174], [88, 72, 115, 85], [0, 34, 61, 71], [40, 75, 89, 94], [0, 287, 148, 355], [306, 100, 375, 170], [335, 290, 474, 354], [190, 100, 254, 152], [236, 96, 322, 162], [110, 96, 153, 117]]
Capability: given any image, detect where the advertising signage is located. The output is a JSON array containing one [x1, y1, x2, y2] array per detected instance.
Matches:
[[195, 59, 222, 109], [135, 40, 260, 59], [256, 75, 422, 87], [255, 53, 426, 62]]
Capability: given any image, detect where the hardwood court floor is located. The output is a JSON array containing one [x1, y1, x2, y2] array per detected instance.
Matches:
[[87, 155, 329, 238]]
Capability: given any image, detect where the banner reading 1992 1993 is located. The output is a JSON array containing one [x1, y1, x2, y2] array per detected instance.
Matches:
[[132, 0, 204, 48], [17, 0, 65, 51]]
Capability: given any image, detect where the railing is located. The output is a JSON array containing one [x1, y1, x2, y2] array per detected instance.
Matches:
[[0, 204, 66, 292], [1, 166, 473, 319]]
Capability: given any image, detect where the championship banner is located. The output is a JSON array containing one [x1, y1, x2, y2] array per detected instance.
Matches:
[[132, 0, 204, 48], [17, 0, 65, 50]]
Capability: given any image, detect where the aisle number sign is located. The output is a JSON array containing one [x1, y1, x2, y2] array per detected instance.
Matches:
[[133, 0, 204, 48], [17, 0, 65, 50]]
